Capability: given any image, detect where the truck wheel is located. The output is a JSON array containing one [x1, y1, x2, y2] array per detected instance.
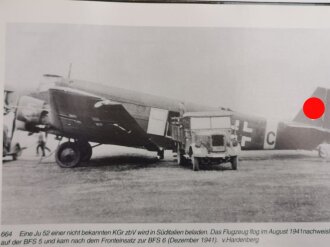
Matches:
[[318, 144, 328, 159], [157, 149, 164, 160], [177, 146, 186, 166], [231, 156, 238, 170], [192, 156, 200, 171], [12, 143, 22, 161]]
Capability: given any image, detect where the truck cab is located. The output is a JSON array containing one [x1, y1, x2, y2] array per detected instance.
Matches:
[[171, 111, 240, 171]]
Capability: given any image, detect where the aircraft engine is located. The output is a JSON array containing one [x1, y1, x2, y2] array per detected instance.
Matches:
[[16, 96, 49, 131]]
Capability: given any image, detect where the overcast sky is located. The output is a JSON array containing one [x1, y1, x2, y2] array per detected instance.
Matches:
[[5, 23, 330, 120]]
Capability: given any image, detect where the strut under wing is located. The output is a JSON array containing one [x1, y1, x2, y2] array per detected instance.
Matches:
[[48, 87, 159, 151]]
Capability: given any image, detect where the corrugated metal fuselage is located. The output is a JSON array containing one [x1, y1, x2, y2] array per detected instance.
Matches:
[[33, 80, 330, 151]]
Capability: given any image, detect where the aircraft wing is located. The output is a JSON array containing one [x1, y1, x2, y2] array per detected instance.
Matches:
[[48, 87, 159, 151]]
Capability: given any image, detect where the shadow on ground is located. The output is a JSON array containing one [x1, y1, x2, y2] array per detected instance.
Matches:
[[177, 161, 234, 171], [240, 152, 317, 161], [75, 154, 161, 171]]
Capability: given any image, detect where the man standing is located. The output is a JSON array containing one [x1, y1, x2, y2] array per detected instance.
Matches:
[[36, 132, 51, 157]]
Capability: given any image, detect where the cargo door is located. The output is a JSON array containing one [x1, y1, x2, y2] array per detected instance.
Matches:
[[147, 108, 169, 136]]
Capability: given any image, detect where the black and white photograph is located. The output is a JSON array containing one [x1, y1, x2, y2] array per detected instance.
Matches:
[[2, 1, 330, 231]]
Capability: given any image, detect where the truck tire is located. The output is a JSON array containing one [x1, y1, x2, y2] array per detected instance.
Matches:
[[318, 144, 328, 159], [177, 145, 186, 166], [157, 149, 164, 160], [192, 156, 200, 171], [12, 143, 22, 161], [231, 156, 238, 170]]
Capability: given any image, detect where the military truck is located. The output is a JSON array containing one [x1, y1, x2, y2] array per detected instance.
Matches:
[[3, 90, 22, 160], [3, 125, 22, 160], [171, 111, 240, 171]]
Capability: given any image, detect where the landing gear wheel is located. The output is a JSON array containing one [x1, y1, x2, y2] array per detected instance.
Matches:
[[157, 149, 164, 160], [191, 156, 200, 171], [231, 156, 238, 170], [78, 141, 92, 162], [55, 142, 81, 168]]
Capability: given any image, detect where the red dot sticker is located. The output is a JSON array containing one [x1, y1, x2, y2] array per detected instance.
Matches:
[[303, 97, 325, 119]]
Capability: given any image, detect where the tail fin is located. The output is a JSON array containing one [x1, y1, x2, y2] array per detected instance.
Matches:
[[293, 87, 330, 129]]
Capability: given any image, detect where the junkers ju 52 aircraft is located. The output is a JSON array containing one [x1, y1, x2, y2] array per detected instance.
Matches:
[[14, 75, 330, 168]]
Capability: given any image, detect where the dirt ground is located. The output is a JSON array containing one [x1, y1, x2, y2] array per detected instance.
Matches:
[[2, 144, 330, 224]]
